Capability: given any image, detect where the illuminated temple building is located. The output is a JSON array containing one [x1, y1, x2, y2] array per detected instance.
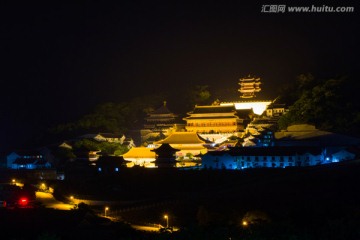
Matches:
[[238, 75, 261, 98], [140, 101, 182, 145], [201, 124, 360, 170], [220, 75, 272, 115], [154, 132, 209, 159], [121, 147, 156, 168], [182, 104, 254, 144], [180, 75, 276, 144], [183, 105, 243, 133], [122, 132, 208, 168], [151, 143, 180, 168]]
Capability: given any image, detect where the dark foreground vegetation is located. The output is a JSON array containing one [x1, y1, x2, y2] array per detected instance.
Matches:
[[2, 160, 360, 239]]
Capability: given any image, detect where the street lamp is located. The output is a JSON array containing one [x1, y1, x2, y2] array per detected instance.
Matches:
[[104, 207, 109, 217], [164, 215, 169, 228]]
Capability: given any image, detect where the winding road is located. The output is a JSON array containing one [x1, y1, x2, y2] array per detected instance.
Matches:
[[35, 191, 74, 210]]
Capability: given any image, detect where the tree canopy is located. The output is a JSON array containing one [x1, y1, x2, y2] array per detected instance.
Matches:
[[184, 85, 212, 109], [49, 85, 215, 141], [278, 74, 360, 136], [49, 94, 166, 140]]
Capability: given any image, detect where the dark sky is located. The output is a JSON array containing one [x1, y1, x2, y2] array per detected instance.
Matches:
[[0, 1, 358, 151]]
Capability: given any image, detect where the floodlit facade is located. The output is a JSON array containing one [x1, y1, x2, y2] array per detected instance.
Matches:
[[265, 103, 287, 117], [183, 105, 243, 133], [238, 75, 261, 98], [154, 132, 209, 159], [141, 101, 182, 144], [201, 146, 356, 170], [221, 101, 272, 116], [7, 151, 51, 170], [121, 147, 156, 168], [219, 75, 273, 115]]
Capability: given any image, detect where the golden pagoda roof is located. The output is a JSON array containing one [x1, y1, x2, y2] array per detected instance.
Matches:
[[152, 143, 180, 153], [154, 132, 206, 145], [174, 145, 207, 150], [121, 147, 156, 160]]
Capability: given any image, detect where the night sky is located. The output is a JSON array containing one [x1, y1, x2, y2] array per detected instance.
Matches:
[[0, 2, 358, 151]]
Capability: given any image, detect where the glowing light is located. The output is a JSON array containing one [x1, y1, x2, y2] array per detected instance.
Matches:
[[164, 215, 169, 228], [19, 197, 28, 206], [242, 220, 248, 226], [221, 101, 272, 115], [105, 206, 109, 217]]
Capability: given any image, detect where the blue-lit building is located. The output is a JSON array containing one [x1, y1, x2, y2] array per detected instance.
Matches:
[[6, 150, 51, 170], [201, 146, 356, 170]]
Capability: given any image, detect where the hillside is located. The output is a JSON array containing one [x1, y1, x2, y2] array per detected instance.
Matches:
[[2, 160, 359, 239], [54, 160, 360, 237]]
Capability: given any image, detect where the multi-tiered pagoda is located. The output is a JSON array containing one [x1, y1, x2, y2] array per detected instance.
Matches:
[[141, 101, 183, 145], [221, 75, 271, 115], [238, 75, 261, 98]]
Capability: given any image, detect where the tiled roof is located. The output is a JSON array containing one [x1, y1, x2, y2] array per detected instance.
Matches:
[[197, 134, 214, 143], [275, 129, 360, 146], [150, 102, 175, 115], [184, 116, 238, 120], [122, 147, 156, 159], [175, 145, 207, 150], [151, 143, 180, 153], [205, 146, 324, 157], [155, 132, 206, 144], [190, 105, 236, 114]]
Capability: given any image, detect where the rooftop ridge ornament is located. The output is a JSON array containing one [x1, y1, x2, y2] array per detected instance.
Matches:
[[238, 75, 261, 98]]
